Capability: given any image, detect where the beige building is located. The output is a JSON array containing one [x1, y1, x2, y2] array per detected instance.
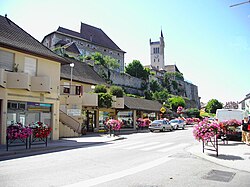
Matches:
[[0, 15, 68, 144], [59, 57, 125, 137]]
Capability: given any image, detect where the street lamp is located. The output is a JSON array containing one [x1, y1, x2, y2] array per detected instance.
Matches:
[[70, 63, 74, 88]]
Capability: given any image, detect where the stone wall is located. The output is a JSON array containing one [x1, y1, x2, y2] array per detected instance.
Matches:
[[93, 64, 144, 96]]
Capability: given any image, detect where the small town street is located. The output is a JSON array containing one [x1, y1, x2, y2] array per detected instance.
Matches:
[[0, 128, 250, 187]]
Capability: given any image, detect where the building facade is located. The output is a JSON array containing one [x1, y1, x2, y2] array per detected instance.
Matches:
[[0, 15, 68, 144], [42, 23, 126, 72]]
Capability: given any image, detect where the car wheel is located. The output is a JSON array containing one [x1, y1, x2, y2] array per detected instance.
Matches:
[[170, 127, 173, 131], [150, 129, 154, 132], [176, 125, 179, 130], [182, 126, 185, 130], [162, 127, 165, 132]]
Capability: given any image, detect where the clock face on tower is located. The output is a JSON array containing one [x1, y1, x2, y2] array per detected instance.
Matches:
[[154, 55, 159, 59]]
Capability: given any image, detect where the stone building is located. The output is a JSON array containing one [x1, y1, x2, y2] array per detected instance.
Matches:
[[42, 22, 126, 72], [146, 31, 200, 109]]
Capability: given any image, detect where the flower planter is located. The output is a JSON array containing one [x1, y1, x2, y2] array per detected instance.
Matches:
[[6, 123, 32, 151], [29, 122, 52, 148]]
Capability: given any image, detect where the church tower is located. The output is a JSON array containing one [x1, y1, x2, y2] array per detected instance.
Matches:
[[150, 30, 165, 70]]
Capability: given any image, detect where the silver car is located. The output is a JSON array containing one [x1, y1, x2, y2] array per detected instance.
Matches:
[[149, 120, 173, 132], [169, 119, 186, 130]]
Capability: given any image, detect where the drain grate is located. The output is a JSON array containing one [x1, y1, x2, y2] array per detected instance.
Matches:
[[203, 170, 235, 182]]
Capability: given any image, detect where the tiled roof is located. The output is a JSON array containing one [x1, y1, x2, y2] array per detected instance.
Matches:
[[124, 96, 162, 112], [55, 40, 67, 46], [56, 23, 125, 52], [0, 15, 67, 64], [61, 58, 107, 85], [57, 27, 81, 38], [65, 42, 80, 54]]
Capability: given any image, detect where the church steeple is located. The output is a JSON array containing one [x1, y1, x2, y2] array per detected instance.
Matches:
[[161, 29, 163, 38]]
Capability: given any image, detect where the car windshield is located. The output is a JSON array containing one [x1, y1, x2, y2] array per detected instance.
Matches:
[[170, 120, 179, 123], [152, 120, 163, 124]]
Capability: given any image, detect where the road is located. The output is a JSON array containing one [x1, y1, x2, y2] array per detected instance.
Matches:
[[0, 128, 249, 187]]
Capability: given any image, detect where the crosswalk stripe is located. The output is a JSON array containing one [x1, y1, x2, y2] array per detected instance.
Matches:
[[140, 142, 173, 151], [124, 142, 159, 150], [110, 141, 143, 149], [158, 143, 189, 152]]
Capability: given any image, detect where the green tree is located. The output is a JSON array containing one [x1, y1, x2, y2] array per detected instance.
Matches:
[[186, 108, 200, 118], [110, 86, 124, 97], [91, 52, 105, 65], [149, 80, 161, 92], [152, 89, 169, 104], [103, 56, 120, 70], [205, 99, 223, 114], [98, 93, 113, 108], [168, 96, 185, 111], [144, 90, 153, 100], [125, 60, 149, 80]]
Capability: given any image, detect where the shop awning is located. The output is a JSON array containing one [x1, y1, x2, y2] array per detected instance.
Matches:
[[124, 96, 162, 112]]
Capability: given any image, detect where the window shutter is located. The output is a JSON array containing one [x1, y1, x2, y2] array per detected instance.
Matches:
[[0, 50, 14, 71], [24, 57, 37, 76]]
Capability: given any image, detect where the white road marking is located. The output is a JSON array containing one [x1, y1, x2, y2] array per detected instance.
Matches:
[[64, 156, 173, 187], [158, 143, 189, 152], [110, 141, 142, 148], [124, 142, 159, 150], [140, 142, 173, 151]]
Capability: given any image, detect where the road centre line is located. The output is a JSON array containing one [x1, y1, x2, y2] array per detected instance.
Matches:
[[64, 156, 173, 187], [140, 142, 174, 151]]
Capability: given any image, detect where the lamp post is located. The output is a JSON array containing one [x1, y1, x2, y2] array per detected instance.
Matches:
[[70, 63, 74, 92]]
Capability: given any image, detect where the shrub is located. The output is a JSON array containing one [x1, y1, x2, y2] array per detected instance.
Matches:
[[98, 93, 113, 108], [110, 86, 124, 97], [94, 84, 107, 93]]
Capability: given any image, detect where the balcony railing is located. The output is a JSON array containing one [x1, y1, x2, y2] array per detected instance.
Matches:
[[82, 93, 98, 107], [31, 76, 51, 93], [6, 72, 30, 90]]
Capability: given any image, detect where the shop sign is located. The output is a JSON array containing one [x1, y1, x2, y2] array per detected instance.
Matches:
[[67, 109, 81, 116]]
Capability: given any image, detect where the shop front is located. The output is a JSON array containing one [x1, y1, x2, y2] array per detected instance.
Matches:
[[122, 96, 163, 129], [7, 101, 52, 134]]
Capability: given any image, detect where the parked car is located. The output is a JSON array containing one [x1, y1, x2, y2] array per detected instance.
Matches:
[[169, 119, 186, 130], [149, 120, 173, 132]]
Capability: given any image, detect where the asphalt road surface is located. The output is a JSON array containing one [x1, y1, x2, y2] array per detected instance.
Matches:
[[0, 128, 250, 187]]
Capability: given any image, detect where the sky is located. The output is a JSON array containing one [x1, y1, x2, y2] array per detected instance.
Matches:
[[0, 0, 250, 104]]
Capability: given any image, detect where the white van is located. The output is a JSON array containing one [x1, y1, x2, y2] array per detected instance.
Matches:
[[216, 109, 244, 140], [216, 109, 244, 122]]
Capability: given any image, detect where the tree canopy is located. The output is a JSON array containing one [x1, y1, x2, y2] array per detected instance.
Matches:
[[125, 60, 149, 80], [205, 99, 223, 114], [168, 96, 185, 111]]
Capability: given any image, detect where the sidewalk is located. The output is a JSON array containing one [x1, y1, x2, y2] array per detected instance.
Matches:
[[0, 133, 125, 161], [187, 140, 250, 173]]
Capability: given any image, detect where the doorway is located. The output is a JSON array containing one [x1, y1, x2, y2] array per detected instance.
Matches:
[[86, 110, 96, 132]]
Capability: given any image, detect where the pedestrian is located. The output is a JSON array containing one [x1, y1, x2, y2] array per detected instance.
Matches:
[[242, 117, 250, 145]]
